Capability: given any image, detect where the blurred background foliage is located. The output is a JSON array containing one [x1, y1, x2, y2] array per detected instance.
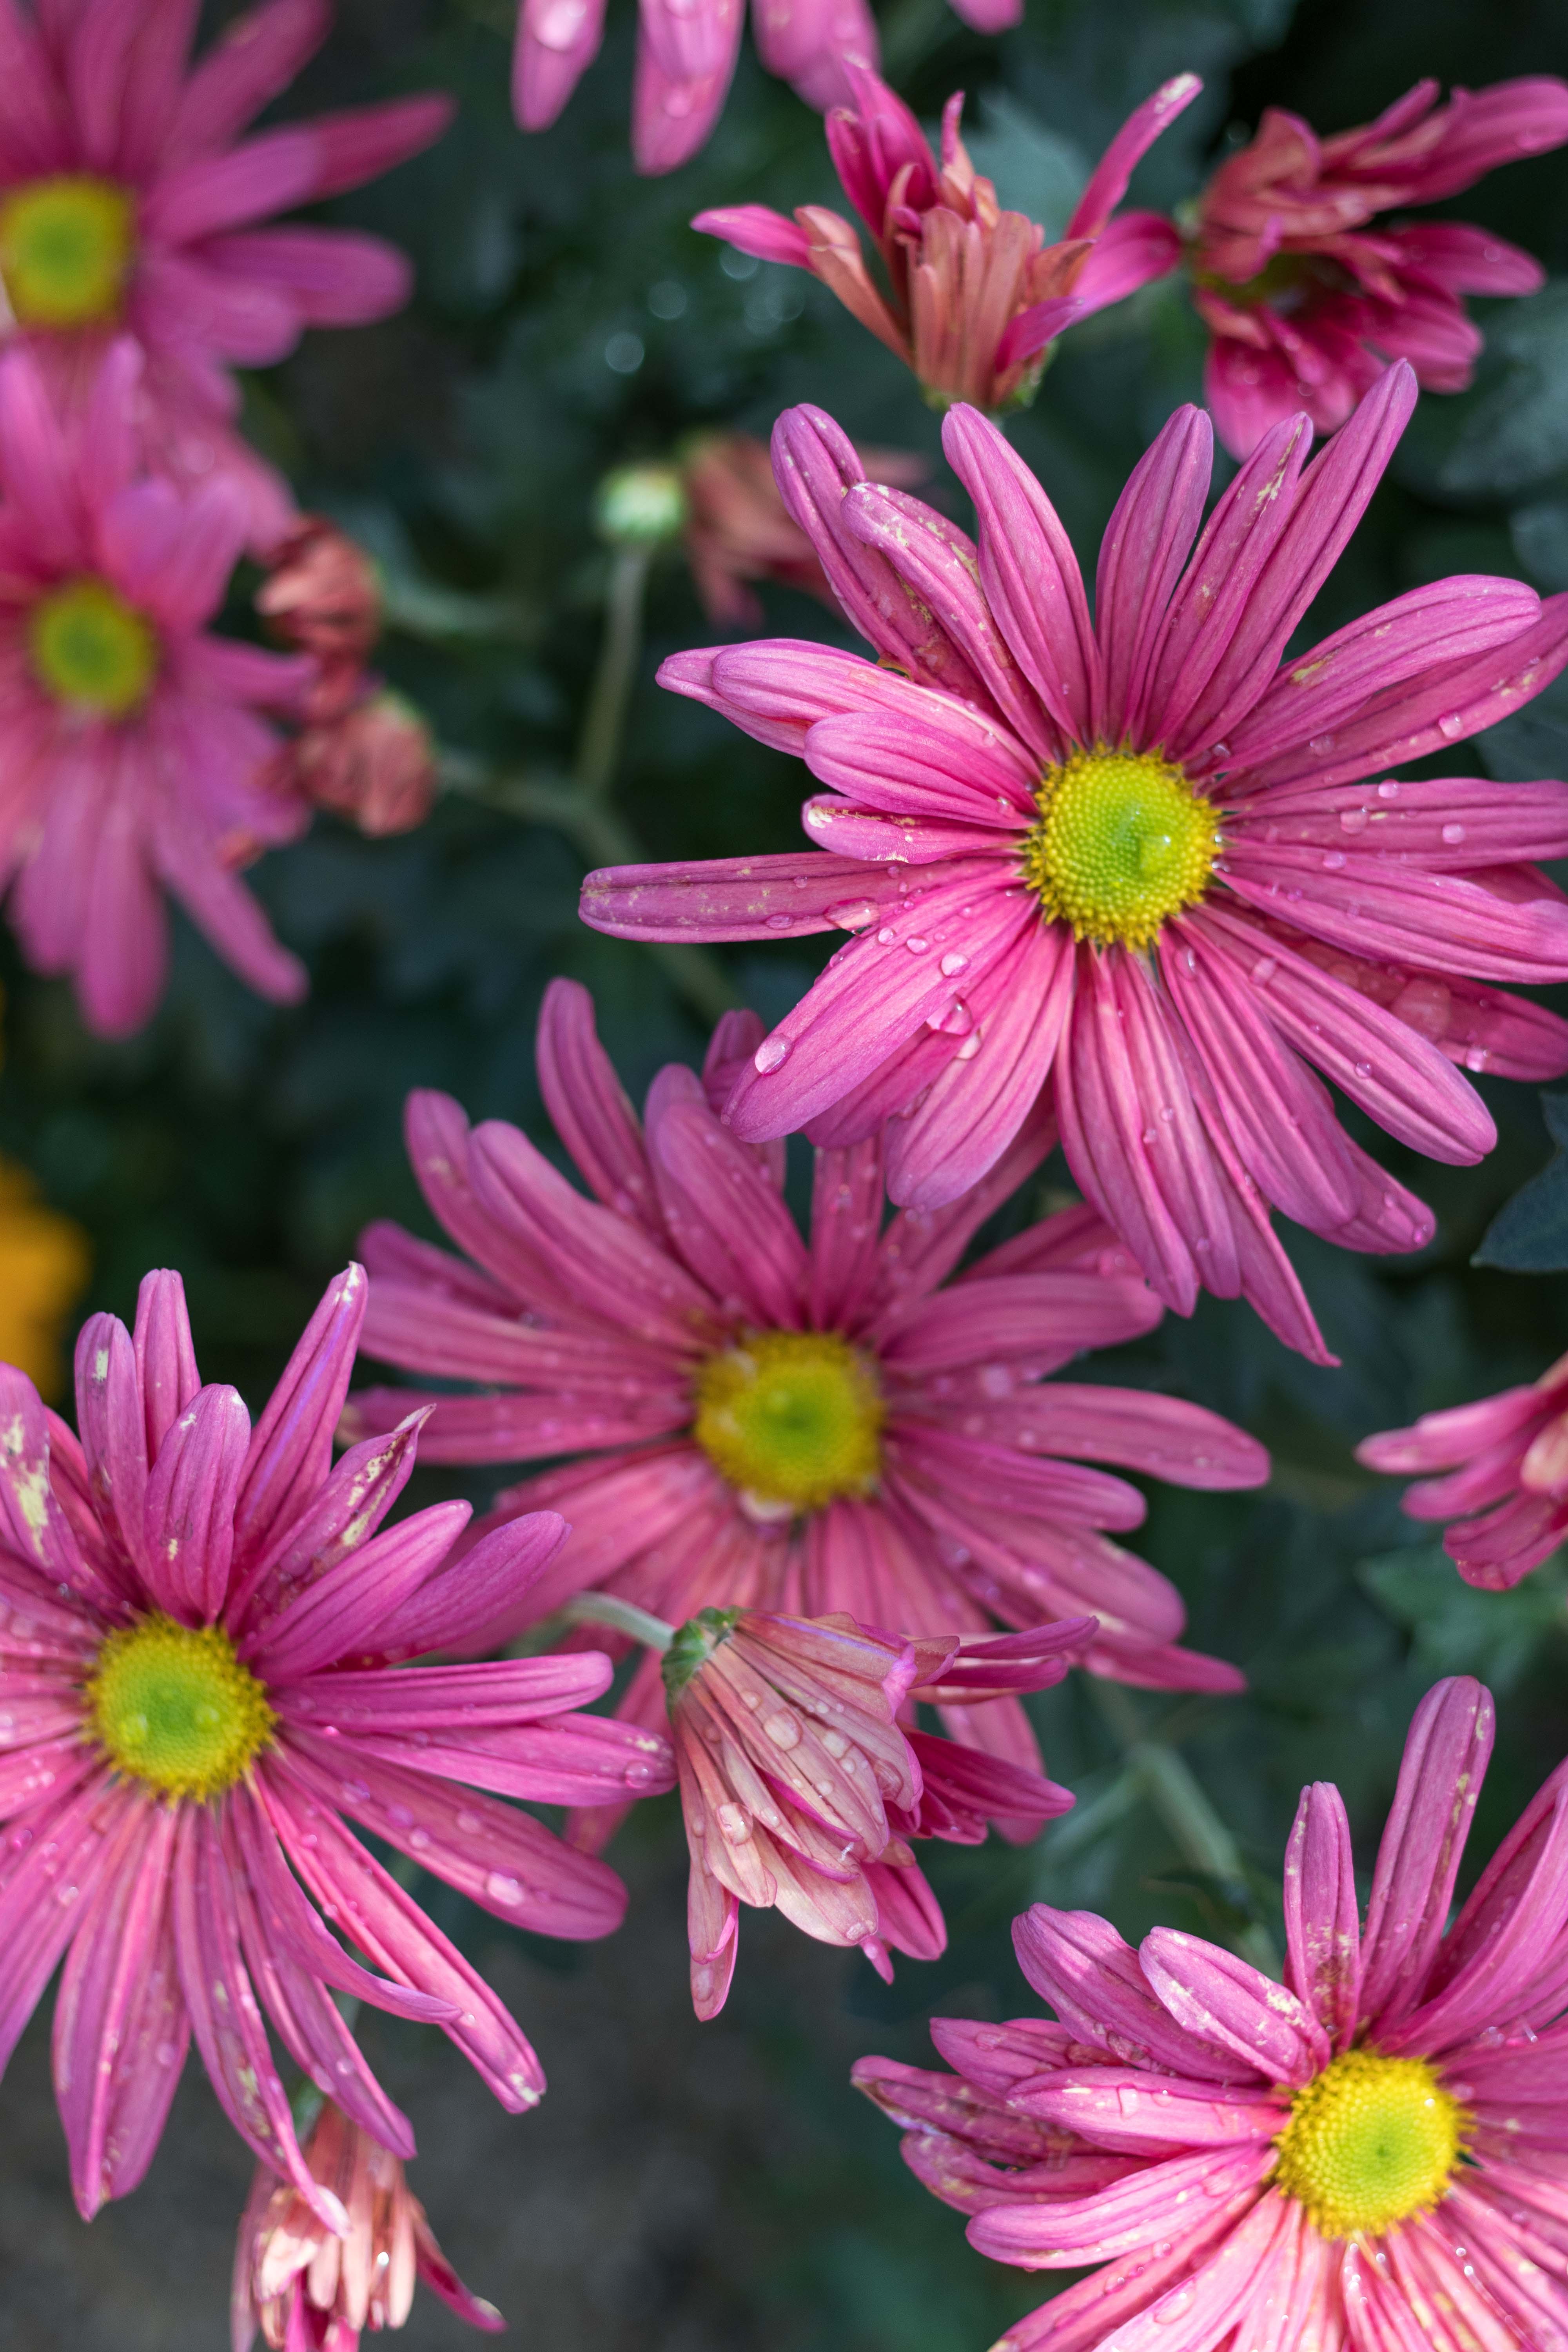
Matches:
[[5, 0, 1568, 2343]]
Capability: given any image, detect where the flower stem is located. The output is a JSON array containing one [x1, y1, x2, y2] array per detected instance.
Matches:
[[575, 546, 650, 805], [1093, 1682, 1280, 1976], [560, 1590, 676, 1652]]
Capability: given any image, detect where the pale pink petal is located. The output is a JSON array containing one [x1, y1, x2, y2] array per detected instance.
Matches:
[[536, 975, 659, 1230], [1140, 1927, 1327, 2083], [879, 1268, 1160, 1374], [967, 2140, 1271, 2266], [513, 0, 608, 131], [355, 1508, 570, 1662], [644, 1062, 806, 1323], [1216, 846, 1568, 986], [1011, 1905, 1244, 2081]]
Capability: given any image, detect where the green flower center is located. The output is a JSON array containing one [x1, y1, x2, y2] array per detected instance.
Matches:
[[29, 579, 158, 717], [1021, 745, 1218, 950], [692, 1330, 884, 1514], [1272, 2049, 1467, 2241], [88, 1613, 277, 1800], [0, 175, 134, 327]]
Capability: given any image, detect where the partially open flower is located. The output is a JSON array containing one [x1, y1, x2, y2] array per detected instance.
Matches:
[[233, 2103, 503, 2350], [664, 1607, 1086, 2018], [1187, 76, 1568, 457], [257, 519, 385, 721], [694, 67, 1200, 411], [1358, 1348, 1568, 1588], [281, 694, 439, 841]]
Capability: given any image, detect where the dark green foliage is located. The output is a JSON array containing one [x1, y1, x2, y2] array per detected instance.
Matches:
[[4, 0, 1568, 2345]]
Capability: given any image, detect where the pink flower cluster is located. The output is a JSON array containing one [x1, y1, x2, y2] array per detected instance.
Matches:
[[0, 1261, 673, 2225], [344, 981, 1268, 1826], [0, 7, 451, 1034], [857, 1676, 1568, 2352], [1187, 75, 1568, 457], [583, 370, 1568, 1361]]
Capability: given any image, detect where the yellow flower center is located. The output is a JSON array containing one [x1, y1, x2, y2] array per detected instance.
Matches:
[[1272, 2049, 1467, 2241], [692, 1330, 884, 1513], [0, 175, 134, 327], [29, 579, 158, 717], [87, 1613, 277, 1800], [1021, 745, 1218, 950]]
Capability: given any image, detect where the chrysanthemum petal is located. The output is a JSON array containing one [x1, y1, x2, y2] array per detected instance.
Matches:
[[231, 1265, 366, 1575], [1359, 1673, 1494, 2031], [1281, 1781, 1361, 2052]]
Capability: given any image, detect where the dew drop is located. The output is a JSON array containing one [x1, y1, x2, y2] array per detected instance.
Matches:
[[485, 1872, 523, 1906], [1441, 822, 1466, 845], [753, 1037, 790, 1074]]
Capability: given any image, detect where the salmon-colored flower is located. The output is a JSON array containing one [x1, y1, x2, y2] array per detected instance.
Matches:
[[233, 2103, 503, 2351], [1359, 1348, 1568, 1589], [257, 519, 383, 723], [0, 1261, 674, 2221], [859, 1677, 1568, 2352], [1187, 76, 1568, 458], [694, 67, 1200, 411], [666, 1606, 1083, 2017], [582, 372, 1568, 1360], [0, 0, 452, 548]]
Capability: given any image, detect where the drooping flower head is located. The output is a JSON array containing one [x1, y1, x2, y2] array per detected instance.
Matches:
[[694, 68, 1200, 412], [667, 1605, 1085, 2018], [514, 0, 1019, 180], [1186, 76, 1568, 458], [342, 980, 1266, 1847], [232, 2103, 503, 2351], [0, 1260, 674, 2224], [0, 341, 320, 1034], [0, 0, 452, 548], [1359, 1348, 1568, 1589], [856, 1675, 1568, 2352], [582, 373, 1568, 1362], [256, 519, 437, 840]]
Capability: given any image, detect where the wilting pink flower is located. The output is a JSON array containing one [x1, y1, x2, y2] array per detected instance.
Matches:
[[695, 68, 1200, 412], [681, 430, 923, 628], [276, 692, 439, 840], [581, 372, 1568, 1363], [233, 2103, 503, 2351], [514, 0, 1018, 179], [857, 1675, 1568, 2352], [0, 341, 323, 1034], [1188, 77, 1568, 459], [0, 1261, 673, 2224], [1358, 1348, 1568, 1588], [343, 980, 1267, 1840], [668, 1605, 1084, 2018], [0, 0, 452, 549], [257, 518, 383, 723]]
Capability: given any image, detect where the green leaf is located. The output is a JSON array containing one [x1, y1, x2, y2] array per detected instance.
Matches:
[[1474, 1091, 1568, 1269], [1360, 1545, 1568, 1693]]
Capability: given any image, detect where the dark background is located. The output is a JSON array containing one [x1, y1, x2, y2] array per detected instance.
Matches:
[[5, 0, 1568, 2342]]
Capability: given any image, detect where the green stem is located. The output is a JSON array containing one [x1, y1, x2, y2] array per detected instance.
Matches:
[[1094, 1683, 1280, 1976], [560, 1590, 676, 1652], [574, 546, 650, 804]]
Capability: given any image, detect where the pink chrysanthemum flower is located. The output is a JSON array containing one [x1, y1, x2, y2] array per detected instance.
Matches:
[[514, 0, 1018, 180], [0, 341, 322, 1035], [1358, 1348, 1568, 1588], [0, 0, 452, 548], [855, 1674, 1568, 2352], [342, 980, 1267, 1828], [693, 68, 1200, 413], [581, 370, 1568, 1363], [666, 1605, 1084, 2018], [1187, 77, 1568, 459], [0, 1261, 674, 2225], [233, 2103, 503, 2351]]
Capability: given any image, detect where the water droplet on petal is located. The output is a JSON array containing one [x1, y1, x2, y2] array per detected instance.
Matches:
[[753, 1037, 790, 1075]]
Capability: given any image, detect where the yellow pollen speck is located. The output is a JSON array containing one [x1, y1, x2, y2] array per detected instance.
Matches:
[[1020, 744, 1219, 950], [0, 175, 134, 327], [87, 1613, 276, 1801], [29, 577, 158, 717], [692, 1330, 883, 1514], [1272, 2049, 1467, 2241]]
